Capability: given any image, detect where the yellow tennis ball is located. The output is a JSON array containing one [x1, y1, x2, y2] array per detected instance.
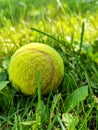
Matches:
[[8, 43, 64, 95]]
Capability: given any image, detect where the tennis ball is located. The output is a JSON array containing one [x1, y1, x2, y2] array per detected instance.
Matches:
[[8, 43, 64, 95]]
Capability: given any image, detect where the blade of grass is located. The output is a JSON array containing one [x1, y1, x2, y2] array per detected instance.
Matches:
[[96, 107, 98, 130], [79, 100, 95, 130], [57, 115, 66, 130], [50, 94, 61, 122], [21, 93, 37, 119], [47, 116, 57, 130], [64, 86, 88, 112], [56, 0, 66, 16], [0, 81, 9, 90], [36, 70, 41, 128], [7, 0, 14, 25], [31, 27, 63, 45], [79, 22, 85, 54], [12, 114, 18, 130]]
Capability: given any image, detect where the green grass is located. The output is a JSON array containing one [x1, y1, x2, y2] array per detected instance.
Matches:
[[0, 0, 98, 129]]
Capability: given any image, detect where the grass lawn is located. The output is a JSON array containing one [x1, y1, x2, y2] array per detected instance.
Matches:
[[0, 0, 98, 130]]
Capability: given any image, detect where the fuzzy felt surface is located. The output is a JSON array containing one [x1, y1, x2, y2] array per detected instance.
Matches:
[[8, 43, 64, 95]]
